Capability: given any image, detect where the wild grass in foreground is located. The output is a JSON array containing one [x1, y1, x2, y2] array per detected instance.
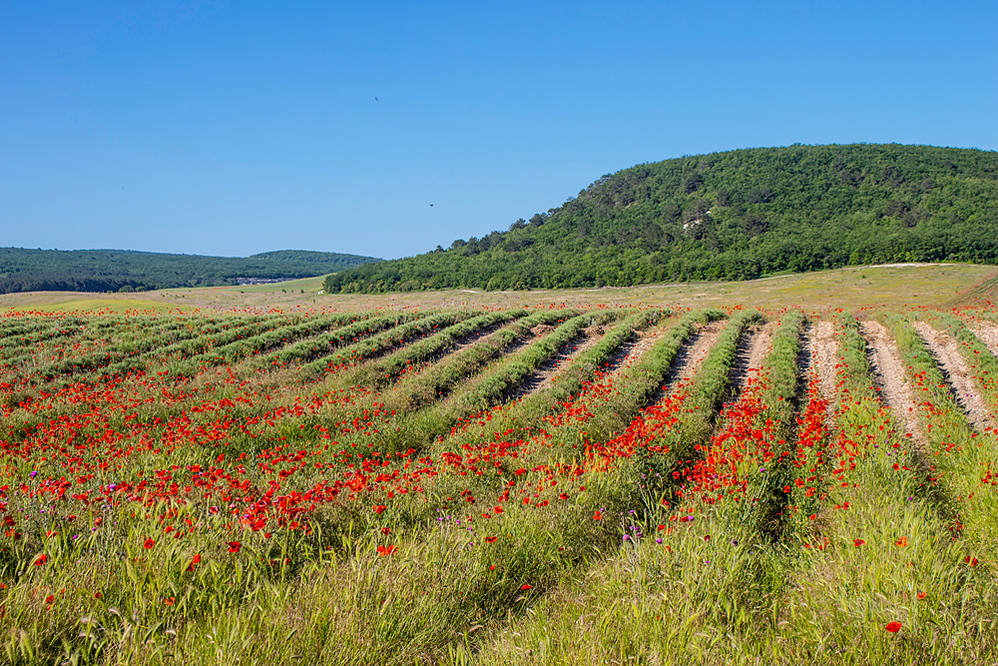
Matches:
[[1, 305, 998, 664]]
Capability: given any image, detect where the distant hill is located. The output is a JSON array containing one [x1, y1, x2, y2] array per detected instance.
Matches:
[[0, 248, 380, 294], [323, 143, 998, 293]]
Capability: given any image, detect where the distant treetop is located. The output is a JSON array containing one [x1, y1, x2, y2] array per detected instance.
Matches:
[[323, 143, 998, 293], [0, 248, 381, 294]]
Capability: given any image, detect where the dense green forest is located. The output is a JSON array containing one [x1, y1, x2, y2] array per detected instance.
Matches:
[[0, 248, 380, 294], [324, 144, 998, 293]]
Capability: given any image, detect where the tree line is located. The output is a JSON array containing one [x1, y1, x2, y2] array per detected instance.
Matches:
[[324, 143, 998, 293], [0, 248, 380, 294]]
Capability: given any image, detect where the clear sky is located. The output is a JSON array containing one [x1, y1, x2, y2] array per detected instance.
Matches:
[[2, 1, 996, 260]]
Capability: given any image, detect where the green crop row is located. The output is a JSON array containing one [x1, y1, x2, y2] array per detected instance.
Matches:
[[259, 311, 422, 367], [372, 311, 590, 454], [342, 309, 527, 388], [298, 310, 478, 378]]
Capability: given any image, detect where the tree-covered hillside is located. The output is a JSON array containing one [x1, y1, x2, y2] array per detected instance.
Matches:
[[0, 248, 380, 294], [324, 144, 998, 292]]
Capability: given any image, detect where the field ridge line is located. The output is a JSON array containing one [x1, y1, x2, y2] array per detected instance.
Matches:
[[805, 319, 838, 415], [669, 319, 726, 386], [860, 319, 929, 450], [971, 322, 998, 359], [914, 320, 996, 433]]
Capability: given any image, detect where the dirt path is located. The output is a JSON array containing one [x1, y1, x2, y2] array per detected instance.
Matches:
[[513, 318, 682, 400], [530, 325, 605, 393], [582, 323, 674, 379], [727, 321, 777, 396], [446, 318, 532, 358], [914, 321, 995, 432], [633, 319, 727, 407], [971, 323, 998, 359], [860, 320, 928, 448], [670, 320, 726, 385], [744, 321, 776, 373], [805, 320, 839, 411], [625, 326, 670, 364], [509, 329, 597, 399], [444, 318, 519, 356]]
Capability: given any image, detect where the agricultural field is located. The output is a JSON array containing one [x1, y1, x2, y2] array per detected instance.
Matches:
[[2, 287, 998, 663], [3, 262, 996, 314]]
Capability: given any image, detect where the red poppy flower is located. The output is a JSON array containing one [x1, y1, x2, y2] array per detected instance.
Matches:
[[376, 544, 396, 556], [916, 591, 926, 600], [34, 554, 48, 566], [885, 621, 902, 633], [187, 553, 202, 571], [227, 541, 241, 553], [144, 538, 155, 549], [520, 583, 532, 590], [853, 539, 865, 547], [593, 511, 602, 520], [894, 536, 908, 547]]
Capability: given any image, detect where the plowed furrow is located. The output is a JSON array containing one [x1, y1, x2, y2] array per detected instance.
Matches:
[[724, 321, 775, 398], [530, 326, 605, 394], [805, 320, 838, 412], [592, 324, 671, 378], [861, 320, 928, 448], [740, 321, 776, 392], [511, 330, 596, 399], [914, 320, 995, 432], [640, 319, 726, 407], [972, 323, 998, 359], [670, 319, 726, 385]]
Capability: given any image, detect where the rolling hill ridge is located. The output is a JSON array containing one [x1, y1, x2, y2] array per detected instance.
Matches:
[[324, 143, 998, 293], [0, 248, 381, 294]]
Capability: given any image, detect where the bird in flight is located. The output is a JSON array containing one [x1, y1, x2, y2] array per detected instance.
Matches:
[[374, 96, 379, 102]]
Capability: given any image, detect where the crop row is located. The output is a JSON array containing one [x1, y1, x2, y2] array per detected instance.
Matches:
[[2, 308, 998, 664]]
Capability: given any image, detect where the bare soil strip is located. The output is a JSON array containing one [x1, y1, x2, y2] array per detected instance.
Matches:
[[519, 326, 603, 396], [860, 320, 929, 449], [633, 320, 726, 408], [599, 338, 636, 375], [626, 326, 671, 364], [971, 323, 998, 359], [726, 321, 777, 397], [593, 324, 673, 377], [914, 321, 995, 432], [447, 318, 522, 356], [509, 319, 673, 402], [670, 320, 726, 385], [806, 320, 839, 412], [743, 321, 776, 379], [455, 317, 513, 347]]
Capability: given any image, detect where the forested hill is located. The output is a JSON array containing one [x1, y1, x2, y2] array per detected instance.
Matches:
[[0, 248, 380, 294], [324, 144, 998, 293]]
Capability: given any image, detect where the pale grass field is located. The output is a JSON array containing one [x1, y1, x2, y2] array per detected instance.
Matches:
[[1, 264, 998, 664], [1, 263, 996, 314]]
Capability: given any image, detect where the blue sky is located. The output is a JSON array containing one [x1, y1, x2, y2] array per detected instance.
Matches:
[[1, 1, 995, 259]]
